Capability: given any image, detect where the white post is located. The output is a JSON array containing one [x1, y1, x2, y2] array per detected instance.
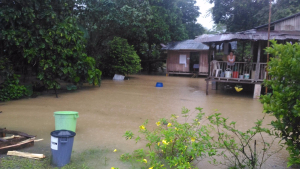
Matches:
[[253, 84, 262, 99]]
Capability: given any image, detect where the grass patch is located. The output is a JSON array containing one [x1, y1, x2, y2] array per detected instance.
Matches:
[[0, 148, 109, 169]]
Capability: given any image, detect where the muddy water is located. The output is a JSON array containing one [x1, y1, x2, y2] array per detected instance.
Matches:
[[0, 75, 289, 168]]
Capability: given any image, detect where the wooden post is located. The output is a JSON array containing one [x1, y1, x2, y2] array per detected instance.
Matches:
[[207, 43, 212, 78], [206, 80, 209, 95], [206, 43, 212, 95], [166, 53, 169, 76], [265, 0, 272, 94], [254, 41, 261, 81]]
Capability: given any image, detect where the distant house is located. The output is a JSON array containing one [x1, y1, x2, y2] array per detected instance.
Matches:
[[161, 40, 209, 76]]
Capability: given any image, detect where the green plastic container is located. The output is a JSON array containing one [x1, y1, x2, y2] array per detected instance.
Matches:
[[54, 111, 79, 132]]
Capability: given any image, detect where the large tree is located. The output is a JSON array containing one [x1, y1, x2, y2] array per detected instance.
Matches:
[[0, 0, 101, 98], [208, 0, 269, 32], [75, 0, 203, 72], [209, 0, 300, 32]]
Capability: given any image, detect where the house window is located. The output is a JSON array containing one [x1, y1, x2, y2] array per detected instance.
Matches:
[[179, 55, 186, 64]]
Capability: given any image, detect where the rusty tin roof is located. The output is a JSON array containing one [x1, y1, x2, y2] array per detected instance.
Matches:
[[195, 29, 300, 43]]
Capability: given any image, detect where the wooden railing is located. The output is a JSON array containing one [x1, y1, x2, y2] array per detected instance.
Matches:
[[210, 61, 267, 81]]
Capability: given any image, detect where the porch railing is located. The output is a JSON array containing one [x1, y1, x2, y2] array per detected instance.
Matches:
[[210, 61, 267, 81]]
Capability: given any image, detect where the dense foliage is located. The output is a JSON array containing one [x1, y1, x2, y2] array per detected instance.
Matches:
[[101, 37, 141, 76], [75, 0, 204, 72], [261, 41, 300, 167], [0, 0, 102, 99], [208, 0, 300, 32], [0, 75, 28, 101]]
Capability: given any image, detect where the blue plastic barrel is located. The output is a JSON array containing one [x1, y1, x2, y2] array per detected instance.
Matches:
[[156, 82, 163, 87], [51, 130, 76, 167]]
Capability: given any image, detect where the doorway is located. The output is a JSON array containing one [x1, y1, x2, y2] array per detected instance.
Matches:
[[190, 52, 200, 72]]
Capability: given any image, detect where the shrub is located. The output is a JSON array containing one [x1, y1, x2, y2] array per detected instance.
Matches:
[[101, 37, 141, 77], [208, 113, 282, 169], [122, 107, 216, 168], [122, 107, 282, 169], [0, 75, 28, 101], [261, 40, 300, 167]]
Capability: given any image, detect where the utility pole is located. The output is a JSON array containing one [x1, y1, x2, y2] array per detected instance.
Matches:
[[265, 0, 272, 94]]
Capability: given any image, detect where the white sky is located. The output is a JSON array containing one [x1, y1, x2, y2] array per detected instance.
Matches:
[[195, 0, 214, 30]]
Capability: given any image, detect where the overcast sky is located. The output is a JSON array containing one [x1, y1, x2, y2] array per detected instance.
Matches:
[[195, 0, 214, 30]]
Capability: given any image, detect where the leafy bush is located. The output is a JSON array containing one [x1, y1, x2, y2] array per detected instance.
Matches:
[[122, 107, 216, 168], [101, 37, 141, 77], [122, 107, 282, 169], [0, 75, 28, 101], [261, 41, 300, 167], [208, 113, 282, 169]]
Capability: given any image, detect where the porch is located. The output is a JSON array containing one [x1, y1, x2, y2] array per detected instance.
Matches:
[[209, 61, 267, 83]]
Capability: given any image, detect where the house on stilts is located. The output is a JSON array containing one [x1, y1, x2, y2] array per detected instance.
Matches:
[[195, 12, 300, 98]]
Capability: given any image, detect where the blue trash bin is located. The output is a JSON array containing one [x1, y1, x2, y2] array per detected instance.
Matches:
[[51, 130, 76, 167]]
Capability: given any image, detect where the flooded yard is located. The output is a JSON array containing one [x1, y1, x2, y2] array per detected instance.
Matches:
[[0, 75, 289, 168]]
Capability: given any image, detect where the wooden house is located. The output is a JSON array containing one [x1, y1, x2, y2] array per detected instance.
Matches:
[[161, 40, 209, 76], [195, 12, 300, 98]]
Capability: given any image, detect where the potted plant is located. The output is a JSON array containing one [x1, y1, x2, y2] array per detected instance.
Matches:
[[239, 67, 244, 79], [243, 55, 253, 79], [233, 65, 239, 78]]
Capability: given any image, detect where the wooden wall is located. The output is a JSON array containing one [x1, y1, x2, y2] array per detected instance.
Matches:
[[275, 15, 300, 31], [199, 50, 208, 73], [167, 51, 190, 72], [166, 50, 209, 73]]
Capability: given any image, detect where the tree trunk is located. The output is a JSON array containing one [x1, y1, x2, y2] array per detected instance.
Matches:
[[54, 85, 58, 98]]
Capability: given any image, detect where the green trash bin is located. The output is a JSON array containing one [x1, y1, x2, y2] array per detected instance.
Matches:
[[54, 111, 79, 132]]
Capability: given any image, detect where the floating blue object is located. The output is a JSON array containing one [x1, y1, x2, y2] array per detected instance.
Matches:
[[156, 82, 163, 87]]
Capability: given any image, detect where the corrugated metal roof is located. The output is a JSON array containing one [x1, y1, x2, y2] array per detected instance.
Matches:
[[161, 39, 209, 50], [195, 29, 300, 43], [255, 12, 300, 29]]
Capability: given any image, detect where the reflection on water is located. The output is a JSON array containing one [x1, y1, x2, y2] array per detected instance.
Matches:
[[0, 75, 289, 168]]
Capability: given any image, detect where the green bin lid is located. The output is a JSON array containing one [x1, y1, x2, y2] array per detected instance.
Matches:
[[54, 111, 78, 115]]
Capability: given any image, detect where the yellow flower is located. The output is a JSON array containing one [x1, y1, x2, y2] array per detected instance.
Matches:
[[198, 122, 200, 125], [143, 159, 147, 163], [191, 137, 195, 142], [139, 125, 145, 130], [156, 121, 161, 126], [111, 167, 115, 169], [175, 127, 179, 131], [113, 149, 117, 152], [162, 139, 169, 145], [149, 167, 153, 169], [167, 123, 172, 127], [157, 142, 160, 146]]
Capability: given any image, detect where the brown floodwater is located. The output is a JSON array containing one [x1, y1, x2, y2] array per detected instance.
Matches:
[[0, 75, 290, 168]]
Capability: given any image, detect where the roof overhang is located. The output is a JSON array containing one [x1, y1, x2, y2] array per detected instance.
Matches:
[[195, 30, 300, 44]]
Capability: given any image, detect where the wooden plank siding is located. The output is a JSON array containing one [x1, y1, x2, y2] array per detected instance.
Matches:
[[199, 50, 208, 73], [167, 51, 190, 72], [275, 15, 300, 31]]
